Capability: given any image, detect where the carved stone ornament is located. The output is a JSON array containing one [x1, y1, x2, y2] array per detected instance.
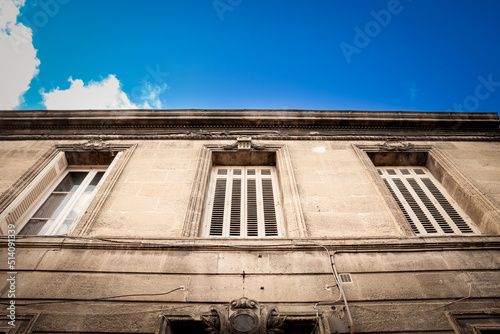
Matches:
[[223, 137, 266, 151], [80, 137, 110, 151], [378, 138, 415, 152], [231, 297, 258, 310], [201, 297, 286, 334]]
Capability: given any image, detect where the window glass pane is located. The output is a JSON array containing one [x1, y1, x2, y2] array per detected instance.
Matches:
[[54, 172, 88, 192], [19, 219, 52, 235], [247, 169, 255, 175], [55, 219, 74, 235], [67, 192, 92, 219], [32, 193, 73, 218], [84, 172, 105, 192]]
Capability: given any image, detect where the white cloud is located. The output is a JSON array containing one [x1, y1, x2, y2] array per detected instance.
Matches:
[[42, 75, 135, 109], [42, 75, 167, 110], [0, 0, 166, 110], [0, 0, 40, 109], [139, 82, 168, 109]]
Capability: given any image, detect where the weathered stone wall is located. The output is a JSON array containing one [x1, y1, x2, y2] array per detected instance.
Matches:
[[0, 139, 499, 237], [438, 141, 500, 207], [288, 141, 398, 238], [0, 137, 499, 333], [0, 141, 53, 194], [0, 243, 498, 332], [88, 140, 198, 237], [86, 139, 402, 238]]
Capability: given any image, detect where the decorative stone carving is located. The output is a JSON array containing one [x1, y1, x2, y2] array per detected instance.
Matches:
[[223, 137, 267, 151], [201, 297, 286, 334], [264, 308, 286, 334], [231, 296, 258, 309], [378, 138, 415, 152], [80, 137, 110, 151], [202, 307, 226, 334]]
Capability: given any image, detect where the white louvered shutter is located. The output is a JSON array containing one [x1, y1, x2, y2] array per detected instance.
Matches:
[[379, 167, 477, 235], [0, 152, 68, 234], [206, 166, 282, 237]]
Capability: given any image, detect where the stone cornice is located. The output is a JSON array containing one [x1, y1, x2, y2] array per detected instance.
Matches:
[[0, 110, 499, 138], [0, 133, 499, 142], [1, 235, 499, 251]]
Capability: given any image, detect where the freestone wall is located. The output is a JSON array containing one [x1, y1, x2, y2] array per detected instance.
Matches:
[[0, 137, 499, 333]]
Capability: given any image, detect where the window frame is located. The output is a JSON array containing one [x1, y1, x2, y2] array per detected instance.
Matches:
[[157, 313, 323, 334], [203, 166, 284, 238], [182, 142, 307, 238], [354, 143, 500, 236], [378, 166, 478, 235], [18, 166, 108, 236], [0, 141, 136, 236], [446, 310, 500, 334]]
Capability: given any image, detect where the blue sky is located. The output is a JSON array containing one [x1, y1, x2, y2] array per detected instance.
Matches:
[[1, 0, 500, 112]]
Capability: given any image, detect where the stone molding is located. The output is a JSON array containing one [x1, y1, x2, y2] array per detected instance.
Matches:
[[0, 140, 136, 236], [182, 139, 307, 238], [1, 133, 499, 142], [201, 297, 285, 334], [0, 313, 39, 332], [72, 143, 137, 236], [2, 236, 499, 251], [157, 309, 323, 334], [1, 109, 498, 129], [354, 143, 500, 236], [1, 111, 499, 142], [0, 147, 60, 213], [376, 138, 416, 151], [427, 148, 500, 234], [353, 144, 416, 237], [445, 310, 500, 333]]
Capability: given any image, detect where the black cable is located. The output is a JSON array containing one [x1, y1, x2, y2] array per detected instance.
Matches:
[[0, 286, 184, 307]]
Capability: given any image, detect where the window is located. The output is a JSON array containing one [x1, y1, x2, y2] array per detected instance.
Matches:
[[0, 141, 136, 236], [354, 143, 499, 236], [446, 311, 500, 334], [18, 169, 106, 235], [378, 167, 477, 235], [203, 166, 283, 237], [157, 313, 319, 334], [182, 141, 306, 238]]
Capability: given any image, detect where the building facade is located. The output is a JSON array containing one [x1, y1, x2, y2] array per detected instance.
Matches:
[[0, 110, 499, 333]]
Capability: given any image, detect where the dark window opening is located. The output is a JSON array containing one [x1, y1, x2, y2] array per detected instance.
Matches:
[[367, 151, 428, 166], [162, 318, 318, 334]]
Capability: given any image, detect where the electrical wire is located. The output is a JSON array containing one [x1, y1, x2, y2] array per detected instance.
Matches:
[[4, 234, 498, 252], [308, 316, 319, 334], [298, 243, 355, 334], [0, 286, 184, 307], [1, 237, 356, 332], [432, 283, 473, 310], [3, 236, 494, 333]]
